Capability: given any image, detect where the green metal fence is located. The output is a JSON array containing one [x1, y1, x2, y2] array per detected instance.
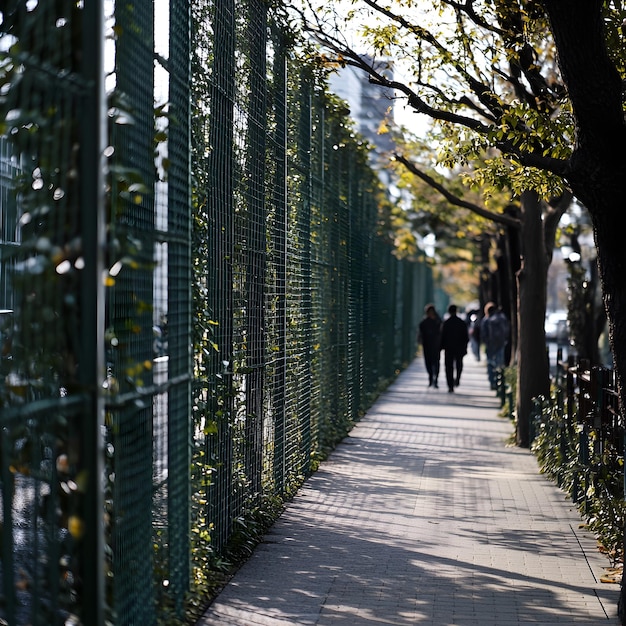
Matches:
[[0, 2, 433, 624]]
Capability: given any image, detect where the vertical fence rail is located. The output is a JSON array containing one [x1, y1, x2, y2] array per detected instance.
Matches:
[[0, 2, 434, 623], [166, 0, 192, 615], [243, 0, 268, 500], [286, 68, 314, 483], [79, 1, 106, 623], [0, 2, 107, 624], [268, 26, 288, 494], [203, 0, 237, 553], [108, 1, 156, 622]]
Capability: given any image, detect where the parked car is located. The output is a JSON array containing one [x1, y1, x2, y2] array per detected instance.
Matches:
[[545, 310, 568, 342]]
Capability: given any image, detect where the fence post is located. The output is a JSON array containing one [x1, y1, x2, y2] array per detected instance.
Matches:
[[244, 0, 268, 496], [555, 346, 564, 386], [80, 2, 106, 624], [566, 355, 575, 440], [270, 25, 288, 493], [299, 72, 313, 473], [167, 0, 192, 614], [578, 423, 589, 512], [497, 368, 506, 407], [530, 397, 541, 443]]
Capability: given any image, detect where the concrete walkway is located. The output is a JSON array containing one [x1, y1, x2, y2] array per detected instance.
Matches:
[[198, 357, 621, 625]]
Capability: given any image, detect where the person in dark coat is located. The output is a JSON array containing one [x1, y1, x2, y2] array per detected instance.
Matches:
[[418, 303, 442, 388], [440, 304, 469, 393]]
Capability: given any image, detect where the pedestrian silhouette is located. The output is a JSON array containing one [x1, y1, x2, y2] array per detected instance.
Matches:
[[480, 302, 511, 390], [418, 303, 442, 388], [441, 304, 469, 392]]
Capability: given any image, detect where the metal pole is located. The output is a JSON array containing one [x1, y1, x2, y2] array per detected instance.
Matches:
[[80, 1, 106, 624]]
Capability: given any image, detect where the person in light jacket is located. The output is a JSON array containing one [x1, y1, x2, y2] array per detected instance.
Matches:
[[480, 302, 511, 390]]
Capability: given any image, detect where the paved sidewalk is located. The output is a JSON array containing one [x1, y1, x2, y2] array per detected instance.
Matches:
[[198, 357, 621, 625]]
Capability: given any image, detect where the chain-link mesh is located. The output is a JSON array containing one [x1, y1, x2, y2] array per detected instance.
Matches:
[[0, 1, 434, 623]]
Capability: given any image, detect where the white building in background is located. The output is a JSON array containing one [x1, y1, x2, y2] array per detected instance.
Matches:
[[328, 59, 397, 187]]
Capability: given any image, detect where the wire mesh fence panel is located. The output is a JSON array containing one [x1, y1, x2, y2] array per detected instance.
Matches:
[[0, 2, 106, 624], [107, 1, 157, 622], [0, 1, 433, 623], [264, 27, 288, 495], [284, 67, 317, 483], [191, 0, 236, 558]]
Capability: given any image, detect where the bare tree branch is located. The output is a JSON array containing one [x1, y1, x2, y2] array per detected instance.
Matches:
[[361, 0, 508, 120], [442, 0, 508, 37], [393, 153, 521, 228]]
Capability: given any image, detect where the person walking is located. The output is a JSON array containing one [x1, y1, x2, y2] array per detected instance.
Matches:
[[418, 304, 442, 388], [441, 304, 469, 393], [480, 302, 511, 390]]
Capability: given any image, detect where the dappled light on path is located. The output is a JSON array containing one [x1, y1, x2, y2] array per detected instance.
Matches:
[[199, 358, 619, 625]]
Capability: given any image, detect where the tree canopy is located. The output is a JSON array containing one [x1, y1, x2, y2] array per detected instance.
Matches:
[[287, 1, 626, 455], [291, 0, 578, 196]]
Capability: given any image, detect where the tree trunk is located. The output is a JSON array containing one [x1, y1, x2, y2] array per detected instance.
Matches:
[[542, 0, 626, 618], [515, 190, 551, 447], [504, 204, 522, 365]]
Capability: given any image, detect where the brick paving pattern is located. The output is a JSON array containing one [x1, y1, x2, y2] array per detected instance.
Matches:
[[198, 357, 620, 625]]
